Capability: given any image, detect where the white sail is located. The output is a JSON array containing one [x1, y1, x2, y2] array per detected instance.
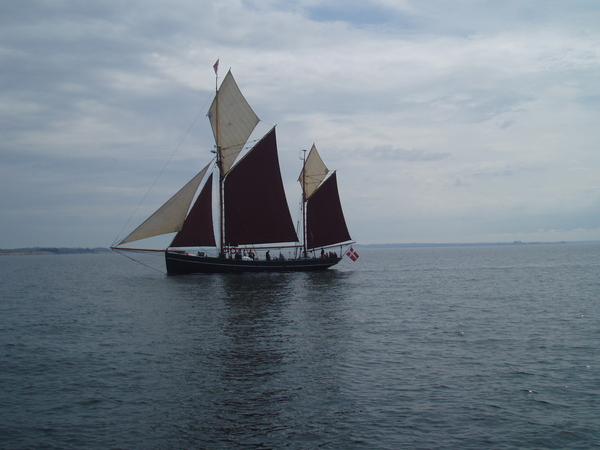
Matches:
[[118, 163, 211, 245], [208, 70, 260, 174], [299, 144, 329, 199]]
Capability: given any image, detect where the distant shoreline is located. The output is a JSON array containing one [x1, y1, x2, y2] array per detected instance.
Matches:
[[354, 240, 599, 249], [1, 241, 598, 256], [0, 247, 111, 256]]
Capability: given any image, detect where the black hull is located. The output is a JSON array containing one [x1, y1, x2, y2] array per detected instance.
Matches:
[[165, 252, 342, 274]]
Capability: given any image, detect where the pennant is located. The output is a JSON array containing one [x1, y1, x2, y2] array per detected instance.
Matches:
[[346, 246, 359, 262], [213, 59, 219, 75]]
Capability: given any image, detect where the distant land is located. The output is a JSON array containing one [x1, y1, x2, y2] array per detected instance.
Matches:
[[0, 247, 111, 255], [1, 241, 598, 255], [354, 240, 599, 249]]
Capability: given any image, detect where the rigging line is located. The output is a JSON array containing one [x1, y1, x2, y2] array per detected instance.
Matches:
[[112, 249, 165, 274], [112, 94, 213, 247]]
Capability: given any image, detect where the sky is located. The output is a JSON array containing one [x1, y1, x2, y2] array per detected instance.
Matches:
[[2, 0, 600, 248]]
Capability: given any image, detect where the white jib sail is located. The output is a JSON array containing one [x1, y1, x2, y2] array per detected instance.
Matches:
[[118, 163, 211, 246], [208, 70, 260, 175]]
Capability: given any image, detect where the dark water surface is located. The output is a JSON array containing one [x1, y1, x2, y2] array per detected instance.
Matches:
[[1, 244, 599, 449]]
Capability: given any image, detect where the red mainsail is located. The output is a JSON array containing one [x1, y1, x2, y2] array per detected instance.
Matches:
[[224, 127, 299, 246]]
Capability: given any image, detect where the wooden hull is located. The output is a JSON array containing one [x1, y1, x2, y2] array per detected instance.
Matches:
[[165, 252, 342, 274]]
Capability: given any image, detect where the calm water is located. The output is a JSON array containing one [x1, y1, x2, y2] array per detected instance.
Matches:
[[1, 244, 599, 449]]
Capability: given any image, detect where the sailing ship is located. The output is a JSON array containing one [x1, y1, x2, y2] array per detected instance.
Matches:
[[112, 68, 354, 274]]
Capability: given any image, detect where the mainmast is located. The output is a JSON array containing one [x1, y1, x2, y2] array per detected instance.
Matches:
[[208, 66, 283, 252], [214, 68, 226, 257]]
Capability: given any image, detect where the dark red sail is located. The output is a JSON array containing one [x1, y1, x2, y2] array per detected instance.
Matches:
[[224, 127, 299, 246], [170, 173, 216, 247], [306, 171, 351, 250]]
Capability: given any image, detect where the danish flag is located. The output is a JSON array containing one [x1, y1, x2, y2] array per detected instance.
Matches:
[[346, 247, 359, 262]]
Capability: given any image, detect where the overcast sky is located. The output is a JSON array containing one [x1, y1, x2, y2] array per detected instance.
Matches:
[[2, 0, 600, 248]]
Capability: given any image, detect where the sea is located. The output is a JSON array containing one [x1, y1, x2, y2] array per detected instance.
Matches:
[[1, 243, 599, 450]]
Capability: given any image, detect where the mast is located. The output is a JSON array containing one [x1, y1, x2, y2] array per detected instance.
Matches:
[[208, 68, 260, 256], [301, 149, 308, 256], [215, 70, 225, 257], [299, 144, 329, 253], [299, 145, 352, 251]]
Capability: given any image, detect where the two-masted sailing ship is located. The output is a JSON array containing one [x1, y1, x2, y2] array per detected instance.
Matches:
[[112, 68, 354, 274]]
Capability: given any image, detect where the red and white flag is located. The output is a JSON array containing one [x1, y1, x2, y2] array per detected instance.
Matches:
[[346, 247, 359, 261], [213, 59, 219, 75]]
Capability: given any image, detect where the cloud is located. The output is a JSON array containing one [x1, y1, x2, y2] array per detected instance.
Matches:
[[363, 145, 450, 162], [1, 0, 600, 247]]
